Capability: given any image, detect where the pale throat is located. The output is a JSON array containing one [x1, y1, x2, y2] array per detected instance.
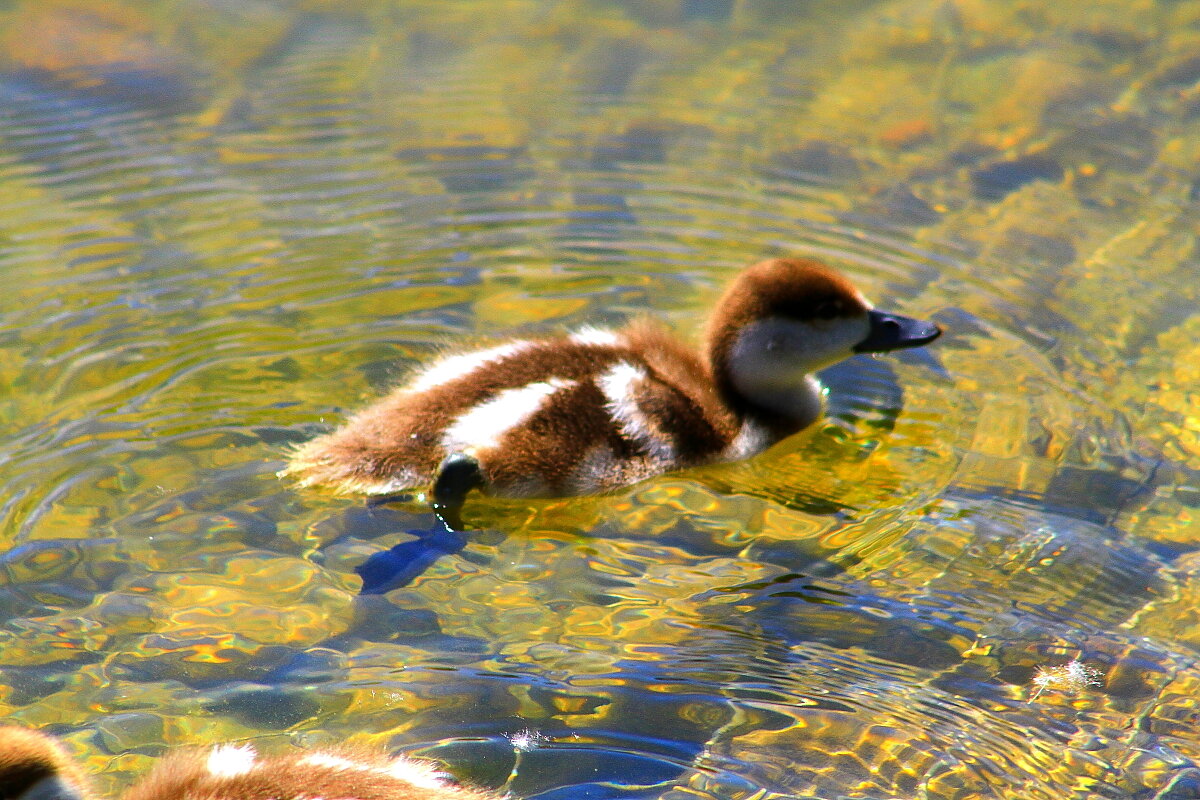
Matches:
[[732, 368, 826, 428], [724, 315, 866, 427]]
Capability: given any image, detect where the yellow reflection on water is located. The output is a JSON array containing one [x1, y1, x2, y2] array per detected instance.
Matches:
[[0, 0, 1198, 797]]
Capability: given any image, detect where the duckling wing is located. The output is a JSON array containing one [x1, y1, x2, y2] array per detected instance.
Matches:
[[283, 336, 626, 496], [284, 332, 738, 498], [441, 353, 735, 497]]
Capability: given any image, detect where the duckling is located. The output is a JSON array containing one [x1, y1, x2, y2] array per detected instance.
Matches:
[[284, 257, 941, 522], [0, 726, 499, 800]]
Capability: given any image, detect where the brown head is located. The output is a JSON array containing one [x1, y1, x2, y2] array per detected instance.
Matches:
[[706, 258, 941, 430]]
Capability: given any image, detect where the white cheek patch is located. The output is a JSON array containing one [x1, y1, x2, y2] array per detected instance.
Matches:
[[598, 363, 677, 463], [442, 378, 577, 452], [407, 341, 534, 393], [569, 326, 620, 347], [206, 744, 258, 778], [724, 316, 867, 427], [731, 315, 870, 383]]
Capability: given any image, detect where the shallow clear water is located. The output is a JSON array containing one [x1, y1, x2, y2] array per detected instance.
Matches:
[[1, 0, 1199, 797]]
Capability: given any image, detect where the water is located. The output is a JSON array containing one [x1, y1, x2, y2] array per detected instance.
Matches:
[[1, 0, 1198, 797]]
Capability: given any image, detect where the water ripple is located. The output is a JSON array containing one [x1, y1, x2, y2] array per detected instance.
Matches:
[[1, 3, 1198, 798]]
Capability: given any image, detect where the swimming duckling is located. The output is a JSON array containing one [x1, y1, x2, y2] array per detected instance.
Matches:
[[284, 257, 941, 522], [0, 726, 499, 800]]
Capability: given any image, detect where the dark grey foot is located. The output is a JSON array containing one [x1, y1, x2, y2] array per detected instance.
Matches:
[[431, 452, 485, 531]]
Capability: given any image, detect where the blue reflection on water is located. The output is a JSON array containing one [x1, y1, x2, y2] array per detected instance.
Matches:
[[355, 518, 468, 594]]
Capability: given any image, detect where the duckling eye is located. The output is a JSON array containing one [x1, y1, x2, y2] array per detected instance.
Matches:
[[813, 300, 842, 319]]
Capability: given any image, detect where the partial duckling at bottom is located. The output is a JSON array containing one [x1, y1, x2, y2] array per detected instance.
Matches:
[[284, 257, 941, 524], [0, 726, 499, 800]]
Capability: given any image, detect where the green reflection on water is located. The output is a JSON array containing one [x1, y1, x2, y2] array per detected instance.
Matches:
[[0, 0, 1198, 798]]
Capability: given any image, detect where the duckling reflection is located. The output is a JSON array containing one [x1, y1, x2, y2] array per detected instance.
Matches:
[[0, 725, 500, 800]]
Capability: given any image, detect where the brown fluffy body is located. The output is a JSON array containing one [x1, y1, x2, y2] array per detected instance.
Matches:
[[0, 727, 499, 800], [0, 726, 95, 800], [285, 319, 742, 497], [283, 257, 908, 498]]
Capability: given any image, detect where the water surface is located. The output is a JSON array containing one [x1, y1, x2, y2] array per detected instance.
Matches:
[[1, 1, 1199, 798]]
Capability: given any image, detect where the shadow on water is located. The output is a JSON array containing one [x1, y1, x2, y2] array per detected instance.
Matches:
[[354, 515, 468, 595]]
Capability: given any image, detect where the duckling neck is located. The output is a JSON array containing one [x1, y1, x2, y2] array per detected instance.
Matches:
[[712, 321, 828, 436], [727, 372, 825, 435]]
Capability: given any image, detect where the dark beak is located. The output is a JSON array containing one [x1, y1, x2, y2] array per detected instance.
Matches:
[[853, 309, 942, 353]]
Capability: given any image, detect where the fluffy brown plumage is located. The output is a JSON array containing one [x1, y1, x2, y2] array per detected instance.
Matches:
[[0, 727, 500, 800], [283, 257, 941, 502], [0, 726, 95, 800]]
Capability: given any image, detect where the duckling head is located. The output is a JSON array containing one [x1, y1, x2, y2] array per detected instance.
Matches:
[[707, 257, 940, 430]]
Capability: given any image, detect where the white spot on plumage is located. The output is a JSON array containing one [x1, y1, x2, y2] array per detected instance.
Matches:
[[206, 744, 257, 778], [407, 341, 533, 393], [569, 326, 620, 347], [443, 378, 577, 452], [598, 363, 676, 463], [722, 419, 771, 461], [298, 751, 450, 789], [380, 755, 452, 788], [300, 752, 362, 772]]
